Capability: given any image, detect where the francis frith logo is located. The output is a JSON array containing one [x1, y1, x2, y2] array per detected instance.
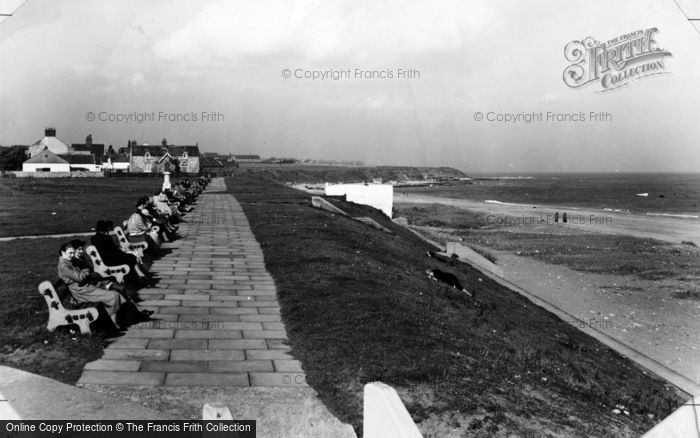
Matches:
[[563, 28, 672, 92]]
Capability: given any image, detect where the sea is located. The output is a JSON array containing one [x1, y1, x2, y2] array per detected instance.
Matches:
[[404, 173, 700, 219]]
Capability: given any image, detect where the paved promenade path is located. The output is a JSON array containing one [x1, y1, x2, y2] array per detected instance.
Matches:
[[78, 178, 355, 437]]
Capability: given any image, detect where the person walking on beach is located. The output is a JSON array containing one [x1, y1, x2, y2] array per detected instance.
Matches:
[[562, 212, 568, 224], [554, 212, 559, 223]]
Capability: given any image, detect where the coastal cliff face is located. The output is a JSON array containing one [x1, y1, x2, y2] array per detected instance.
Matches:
[[248, 165, 467, 183]]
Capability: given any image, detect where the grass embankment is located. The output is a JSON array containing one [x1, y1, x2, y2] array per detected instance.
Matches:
[[226, 175, 681, 437], [395, 203, 700, 283], [239, 165, 466, 184], [0, 177, 171, 382]]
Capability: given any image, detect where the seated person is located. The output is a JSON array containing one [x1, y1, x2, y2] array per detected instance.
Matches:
[[152, 190, 181, 222], [57, 242, 125, 329], [69, 239, 93, 271], [127, 198, 160, 255], [143, 198, 178, 239], [65, 241, 153, 319], [91, 220, 152, 286], [172, 184, 196, 207], [163, 189, 191, 214], [71, 238, 150, 297], [103, 220, 144, 260]]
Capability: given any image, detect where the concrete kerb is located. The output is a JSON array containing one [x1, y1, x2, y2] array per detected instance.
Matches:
[[0, 366, 172, 420], [0, 232, 94, 242]]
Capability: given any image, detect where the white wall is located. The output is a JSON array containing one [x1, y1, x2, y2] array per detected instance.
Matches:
[[102, 163, 131, 171], [22, 163, 70, 172], [71, 165, 101, 172], [325, 183, 393, 217]]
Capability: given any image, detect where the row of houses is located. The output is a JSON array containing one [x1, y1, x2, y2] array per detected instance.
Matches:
[[21, 128, 261, 175]]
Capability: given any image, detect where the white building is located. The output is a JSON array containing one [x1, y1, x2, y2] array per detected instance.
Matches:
[[27, 128, 71, 157], [22, 148, 70, 172]]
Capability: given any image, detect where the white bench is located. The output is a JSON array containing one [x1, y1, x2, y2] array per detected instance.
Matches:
[[37, 280, 99, 335], [112, 226, 148, 254], [84, 245, 130, 284]]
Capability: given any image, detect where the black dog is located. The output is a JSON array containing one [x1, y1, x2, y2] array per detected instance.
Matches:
[[426, 269, 472, 297]]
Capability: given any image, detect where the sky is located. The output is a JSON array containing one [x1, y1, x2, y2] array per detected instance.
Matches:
[[1, 0, 699, 173]]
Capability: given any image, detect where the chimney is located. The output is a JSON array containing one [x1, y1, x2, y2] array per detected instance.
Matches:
[[45, 128, 56, 137], [162, 138, 167, 147], [86, 134, 93, 145]]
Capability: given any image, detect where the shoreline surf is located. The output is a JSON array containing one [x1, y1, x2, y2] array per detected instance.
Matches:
[[407, 172, 700, 217]]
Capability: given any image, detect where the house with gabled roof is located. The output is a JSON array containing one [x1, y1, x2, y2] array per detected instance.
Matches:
[[102, 145, 130, 172], [60, 153, 101, 171], [22, 147, 70, 172], [71, 134, 105, 156], [27, 128, 71, 157], [128, 139, 200, 174]]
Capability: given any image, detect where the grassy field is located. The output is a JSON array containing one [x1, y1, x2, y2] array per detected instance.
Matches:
[[394, 203, 700, 282], [226, 175, 681, 437], [0, 177, 169, 237], [0, 176, 172, 382]]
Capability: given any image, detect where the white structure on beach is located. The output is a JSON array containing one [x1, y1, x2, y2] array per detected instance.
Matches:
[[325, 183, 394, 217]]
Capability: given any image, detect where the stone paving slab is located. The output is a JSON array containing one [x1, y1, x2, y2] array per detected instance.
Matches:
[[249, 372, 307, 387], [274, 360, 305, 373], [103, 349, 170, 361], [209, 339, 267, 349], [141, 361, 209, 373], [174, 329, 244, 339], [164, 373, 249, 387], [79, 371, 165, 385], [84, 359, 142, 372]]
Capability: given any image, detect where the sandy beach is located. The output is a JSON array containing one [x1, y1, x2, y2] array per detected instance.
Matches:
[[499, 252, 700, 386], [396, 194, 700, 390], [396, 194, 699, 245]]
